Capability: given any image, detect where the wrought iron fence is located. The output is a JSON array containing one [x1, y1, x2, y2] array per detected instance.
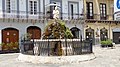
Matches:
[[20, 39, 92, 56]]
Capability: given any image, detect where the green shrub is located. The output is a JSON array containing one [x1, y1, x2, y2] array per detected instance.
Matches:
[[100, 39, 113, 47], [100, 41, 107, 45], [106, 39, 112, 45]]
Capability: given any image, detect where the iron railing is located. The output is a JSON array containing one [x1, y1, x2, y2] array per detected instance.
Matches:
[[0, 10, 84, 20], [0, 10, 114, 21], [20, 39, 92, 56]]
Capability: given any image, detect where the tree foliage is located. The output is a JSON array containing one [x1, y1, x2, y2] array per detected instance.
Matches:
[[42, 20, 73, 39]]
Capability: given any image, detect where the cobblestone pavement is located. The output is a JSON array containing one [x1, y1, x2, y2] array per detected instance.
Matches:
[[0, 45, 120, 67]]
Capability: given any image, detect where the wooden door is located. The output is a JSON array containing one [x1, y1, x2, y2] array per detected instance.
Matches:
[[27, 26, 41, 39], [2, 28, 19, 44]]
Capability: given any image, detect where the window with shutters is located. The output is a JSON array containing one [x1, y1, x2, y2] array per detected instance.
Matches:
[[100, 3, 107, 20], [6, 0, 11, 13], [86, 2, 93, 19], [29, 1, 37, 15]]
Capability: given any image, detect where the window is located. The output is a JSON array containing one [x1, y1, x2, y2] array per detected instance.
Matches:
[[69, 2, 78, 19], [86, 2, 93, 19], [49, 1, 61, 19], [71, 4, 74, 19], [100, 3, 107, 20], [29, 1, 37, 14], [6, 0, 11, 13], [6, 0, 16, 13]]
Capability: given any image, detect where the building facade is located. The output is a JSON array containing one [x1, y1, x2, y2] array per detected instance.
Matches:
[[0, 0, 84, 44], [1, 0, 120, 45], [83, 0, 120, 44]]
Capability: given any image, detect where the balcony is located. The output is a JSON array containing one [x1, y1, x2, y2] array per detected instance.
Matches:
[[1, 10, 18, 18], [0, 10, 84, 22], [85, 14, 113, 21]]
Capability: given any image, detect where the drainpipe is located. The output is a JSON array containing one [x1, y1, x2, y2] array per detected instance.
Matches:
[[109, 22, 111, 39], [83, 0, 86, 40]]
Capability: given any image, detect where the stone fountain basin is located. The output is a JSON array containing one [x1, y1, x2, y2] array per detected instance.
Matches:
[[18, 53, 95, 64]]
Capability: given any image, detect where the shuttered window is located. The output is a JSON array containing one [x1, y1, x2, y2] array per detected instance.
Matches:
[[29, 1, 37, 14], [86, 2, 93, 19], [100, 3, 107, 20]]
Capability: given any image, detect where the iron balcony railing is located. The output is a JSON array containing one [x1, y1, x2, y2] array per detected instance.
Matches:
[[0, 10, 84, 20], [0, 10, 113, 21]]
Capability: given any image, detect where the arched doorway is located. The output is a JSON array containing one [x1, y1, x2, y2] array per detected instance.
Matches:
[[2, 28, 19, 44], [85, 27, 94, 44], [27, 26, 41, 39], [100, 27, 108, 41], [70, 27, 80, 38]]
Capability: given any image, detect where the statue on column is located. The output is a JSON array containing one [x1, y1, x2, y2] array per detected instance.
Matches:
[[53, 6, 60, 19]]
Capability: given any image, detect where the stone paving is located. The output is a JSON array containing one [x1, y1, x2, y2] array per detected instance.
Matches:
[[0, 45, 120, 67]]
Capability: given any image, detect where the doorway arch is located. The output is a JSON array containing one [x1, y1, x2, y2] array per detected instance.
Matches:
[[2, 28, 19, 44], [100, 27, 108, 41], [70, 27, 80, 38], [27, 26, 41, 39], [85, 27, 94, 43]]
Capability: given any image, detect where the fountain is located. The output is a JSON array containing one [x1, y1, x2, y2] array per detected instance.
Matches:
[[18, 6, 95, 64]]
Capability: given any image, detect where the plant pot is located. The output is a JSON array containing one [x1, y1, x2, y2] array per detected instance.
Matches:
[[108, 44, 113, 47], [101, 45, 107, 48]]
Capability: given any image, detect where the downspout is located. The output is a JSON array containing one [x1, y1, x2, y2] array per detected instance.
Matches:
[[83, 0, 86, 40]]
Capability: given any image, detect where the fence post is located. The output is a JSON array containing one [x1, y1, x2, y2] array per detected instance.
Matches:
[[33, 39, 35, 55], [80, 40, 82, 54], [23, 37, 25, 53], [90, 40, 93, 53], [65, 38, 67, 56], [20, 38, 25, 54], [72, 39, 74, 55], [48, 39, 50, 56]]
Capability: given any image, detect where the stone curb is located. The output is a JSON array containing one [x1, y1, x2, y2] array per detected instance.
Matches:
[[18, 53, 96, 64]]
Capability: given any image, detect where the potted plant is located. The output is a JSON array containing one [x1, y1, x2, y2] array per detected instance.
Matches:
[[100, 39, 113, 47], [13, 42, 19, 50], [8, 42, 14, 50], [100, 41, 107, 47], [107, 40, 113, 47]]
